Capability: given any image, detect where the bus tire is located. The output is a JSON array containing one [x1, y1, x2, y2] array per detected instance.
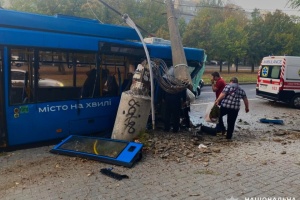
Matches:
[[290, 95, 300, 109]]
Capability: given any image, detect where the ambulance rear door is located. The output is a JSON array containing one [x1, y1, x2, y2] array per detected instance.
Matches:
[[258, 59, 282, 95]]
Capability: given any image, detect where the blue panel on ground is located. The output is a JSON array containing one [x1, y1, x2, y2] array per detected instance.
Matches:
[[259, 118, 284, 125], [50, 135, 143, 168]]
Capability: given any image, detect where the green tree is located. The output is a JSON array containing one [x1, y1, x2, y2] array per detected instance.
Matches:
[[178, 17, 187, 38], [7, 0, 300, 67], [245, 9, 266, 72], [291, 23, 300, 55], [211, 16, 247, 72], [246, 10, 298, 71], [261, 10, 296, 55], [0, 0, 4, 7], [183, 1, 248, 72], [8, 0, 87, 15], [183, 7, 223, 56], [7, 0, 167, 38], [288, 0, 300, 8]]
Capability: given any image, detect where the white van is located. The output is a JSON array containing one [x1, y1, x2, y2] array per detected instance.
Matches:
[[256, 56, 300, 108]]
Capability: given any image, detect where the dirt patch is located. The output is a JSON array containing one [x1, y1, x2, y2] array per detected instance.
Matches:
[[0, 154, 95, 192]]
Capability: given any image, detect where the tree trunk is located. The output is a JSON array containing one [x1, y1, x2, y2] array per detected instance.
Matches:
[[227, 63, 230, 74]]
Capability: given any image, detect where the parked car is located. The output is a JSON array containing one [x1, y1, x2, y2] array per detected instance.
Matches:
[[11, 56, 25, 67], [210, 60, 218, 65], [12, 61, 24, 67], [209, 60, 227, 65], [11, 69, 64, 87]]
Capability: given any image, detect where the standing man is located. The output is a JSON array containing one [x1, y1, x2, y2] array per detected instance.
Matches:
[[211, 71, 226, 134], [181, 89, 191, 129], [211, 71, 226, 101], [162, 89, 187, 133], [215, 77, 249, 140]]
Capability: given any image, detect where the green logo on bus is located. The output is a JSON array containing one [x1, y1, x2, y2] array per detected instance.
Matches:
[[19, 106, 29, 114]]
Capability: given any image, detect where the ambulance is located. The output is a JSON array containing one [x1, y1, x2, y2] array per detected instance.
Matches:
[[256, 56, 300, 108]]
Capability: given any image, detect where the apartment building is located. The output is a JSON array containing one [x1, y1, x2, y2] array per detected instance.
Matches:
[[174, 0, 201, 23]]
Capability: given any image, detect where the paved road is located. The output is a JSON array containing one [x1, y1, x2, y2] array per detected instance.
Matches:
[[198, 84, 257, 103], [1, 97, 300, 200]]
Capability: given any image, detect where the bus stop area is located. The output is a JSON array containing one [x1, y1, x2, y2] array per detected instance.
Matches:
[[1, 99, 300, 200]]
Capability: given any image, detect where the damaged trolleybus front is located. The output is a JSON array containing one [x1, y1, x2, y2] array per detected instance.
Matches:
[[256, 56, 300, 108]]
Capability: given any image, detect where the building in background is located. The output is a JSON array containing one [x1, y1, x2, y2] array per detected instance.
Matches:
[[174, 0, 201, 23]]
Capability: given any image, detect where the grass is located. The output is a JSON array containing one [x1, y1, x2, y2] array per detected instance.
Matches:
[[202, 67, 258, 85]]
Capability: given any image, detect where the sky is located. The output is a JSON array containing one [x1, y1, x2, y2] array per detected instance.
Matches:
[[230, 0, 300, 16]]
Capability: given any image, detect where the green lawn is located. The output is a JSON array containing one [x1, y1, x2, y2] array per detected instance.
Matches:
[[202, 67, 258, 85]]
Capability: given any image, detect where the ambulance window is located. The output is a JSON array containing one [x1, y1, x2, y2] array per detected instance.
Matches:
[[270, 66, 280, 79]]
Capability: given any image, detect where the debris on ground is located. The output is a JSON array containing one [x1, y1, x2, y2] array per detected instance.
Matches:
[[137, 123, 300, 165], [259, 118, 284, 125]]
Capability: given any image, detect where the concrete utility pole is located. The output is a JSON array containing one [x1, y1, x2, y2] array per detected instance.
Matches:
[[165, 0, 192, 87]]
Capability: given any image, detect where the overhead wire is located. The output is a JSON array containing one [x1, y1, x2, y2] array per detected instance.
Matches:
[[151, 58, 188, 93], [86, 0, 103, 23], [96, 0, 155, 36]]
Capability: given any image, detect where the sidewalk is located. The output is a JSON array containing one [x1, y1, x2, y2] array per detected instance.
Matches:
[[0, 99, 299, 200]]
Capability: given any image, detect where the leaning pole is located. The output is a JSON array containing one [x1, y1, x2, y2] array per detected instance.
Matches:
[[165, 0, 192, 87]]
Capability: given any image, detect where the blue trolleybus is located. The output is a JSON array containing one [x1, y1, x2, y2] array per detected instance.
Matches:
[[0, 9, 205, 148]]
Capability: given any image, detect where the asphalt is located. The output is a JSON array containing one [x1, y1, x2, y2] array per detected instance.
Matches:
[[0, 98, 300, 200]]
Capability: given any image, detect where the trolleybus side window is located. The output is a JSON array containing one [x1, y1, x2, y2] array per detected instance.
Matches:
[[100, 55, 127, 96], [9, 48, 126, 105], [10, 48, 31, 104]]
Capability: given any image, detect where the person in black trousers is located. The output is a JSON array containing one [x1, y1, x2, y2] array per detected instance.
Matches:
[[215, 77, 249, 140], [162, 89, 187, 133]]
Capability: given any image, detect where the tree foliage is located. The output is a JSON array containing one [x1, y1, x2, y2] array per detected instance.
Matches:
[[212, 16, 247, 71], [8, 0, 86, 15], [183, 7, 223, 56], [0, 0, 4, 7], [288, 0, 300, 8], [6, 0, 166, 36], [4, 0, 300, 69]]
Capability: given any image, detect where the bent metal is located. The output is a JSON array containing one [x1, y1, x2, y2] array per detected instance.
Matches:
[[38, 100, 112, 113]]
